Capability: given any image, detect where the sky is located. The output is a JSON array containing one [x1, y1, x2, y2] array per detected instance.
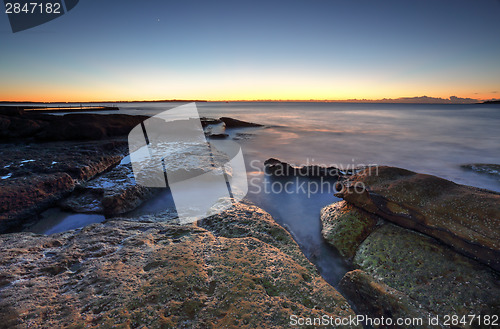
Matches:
[[0, 0, 499, 102]]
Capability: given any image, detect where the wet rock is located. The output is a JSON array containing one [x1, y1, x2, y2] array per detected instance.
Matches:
[[59, 189, 105, 213], [201, 117, 225, 134], [60, 163, 156, 216], [220, 117, 263, 128], [206, 133, 229, 139], [321, 201, 378, 260], [112, 208, 179, 224], [0, 203, 360, 328], [233, 132, 255, 140], [202, 117, 261, 139], [337, 166, 500, 271], [0, 140, 127, 232], [347, 223, 500, 326], [0, 173, 75, 233], [461, 163, 500, 180], [200, 117, 223, 127], [264, 158, 342, 178], [129, 141, 231, 187], [0, 140, 126, 181]]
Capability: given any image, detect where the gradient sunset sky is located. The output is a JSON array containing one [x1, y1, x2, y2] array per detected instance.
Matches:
[[1, 0, 499, 102]]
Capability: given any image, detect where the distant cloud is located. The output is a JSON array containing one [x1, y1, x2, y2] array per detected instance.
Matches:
[[339, 96, 480, 104], [449, 96, 479, 103], [492, 91, 498, 93]]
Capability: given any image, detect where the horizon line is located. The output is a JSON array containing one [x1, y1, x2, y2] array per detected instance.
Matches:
[[1, 96, 498, 105]]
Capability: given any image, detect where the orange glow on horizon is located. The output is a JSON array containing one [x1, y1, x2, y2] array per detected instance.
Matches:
[[1, 64, 498, 103], [1, 91, 497, 103], [0, 77, 497, 103]]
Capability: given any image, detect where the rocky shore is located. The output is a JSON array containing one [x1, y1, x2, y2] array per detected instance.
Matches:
[[2, 107, 499, 328], [0, 108, 264, 233], [0, 202, 360, 328], [2, 109, 363, 328], [258, 159, 500, 327], [321, 166, 500, 328]]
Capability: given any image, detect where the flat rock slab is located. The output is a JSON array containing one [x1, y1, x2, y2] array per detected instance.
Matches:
[[0, 112, 148, 141], [0, 203, 360, 328], [60, 162, 155, 216], [338, 166, 500, 271], [0, 140, 127, 232]]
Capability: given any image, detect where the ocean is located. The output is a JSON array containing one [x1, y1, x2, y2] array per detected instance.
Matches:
[[58, 101, 500, 192]]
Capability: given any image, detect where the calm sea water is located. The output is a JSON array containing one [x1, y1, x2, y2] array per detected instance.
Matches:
[[80, 101, 498, 190], [14, 101, 500, 286]]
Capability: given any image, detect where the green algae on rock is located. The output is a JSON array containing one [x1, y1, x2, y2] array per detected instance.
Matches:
[[339, 269, 434, 329], [337, 166, 500, 271], [320, 201, 378, 260], [351, 224, 500, 322]]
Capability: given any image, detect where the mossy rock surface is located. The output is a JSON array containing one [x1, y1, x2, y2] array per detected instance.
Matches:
[[339, 166, 500, 271], [0, 202, 361, 328], [320, 201, 378, 260], [353, 223, 500, 320], [199, 201, 315, 272], [340, 269, 434, 329]]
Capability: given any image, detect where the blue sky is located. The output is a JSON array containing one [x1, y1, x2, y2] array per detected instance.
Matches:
[[1, 0, 499, 101]]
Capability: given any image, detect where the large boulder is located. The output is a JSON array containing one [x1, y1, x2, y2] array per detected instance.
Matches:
[[336, 166, 500, 271], [341, 223, 500, 327], [320, 201, 378, 260], [0, 203, 361, 328]]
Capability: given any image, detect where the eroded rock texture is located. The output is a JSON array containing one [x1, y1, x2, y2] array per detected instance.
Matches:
[[0, 203, 361, 329]]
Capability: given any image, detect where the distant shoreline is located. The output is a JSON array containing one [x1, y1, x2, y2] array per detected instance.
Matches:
[[0, 100, 208, 105]]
